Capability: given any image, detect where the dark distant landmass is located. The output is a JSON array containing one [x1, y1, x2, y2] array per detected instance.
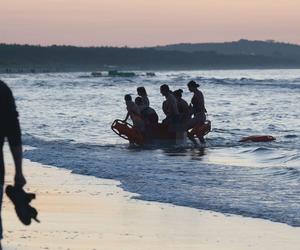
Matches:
[[156, 39, 300, 58], [1, 39, 300, 73]]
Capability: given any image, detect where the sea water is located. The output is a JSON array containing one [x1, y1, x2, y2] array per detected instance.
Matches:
[[2, 69, 300, 226]]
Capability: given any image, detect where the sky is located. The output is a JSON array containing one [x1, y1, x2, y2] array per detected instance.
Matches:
[[1, 0, 299, 47]]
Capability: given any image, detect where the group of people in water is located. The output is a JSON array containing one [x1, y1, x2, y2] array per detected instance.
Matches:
[[123, 80, 207, 144], [0, 78, 207, 248]]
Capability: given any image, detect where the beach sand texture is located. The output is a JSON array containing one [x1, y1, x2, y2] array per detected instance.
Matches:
[[2, 158, 300, 250]]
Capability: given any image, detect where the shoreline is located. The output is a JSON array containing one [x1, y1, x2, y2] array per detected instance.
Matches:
[[2, 155, 300, 249]]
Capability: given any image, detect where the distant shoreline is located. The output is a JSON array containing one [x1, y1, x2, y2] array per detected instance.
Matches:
[[1, 65, 300, 75], [1, 40, 300, 73]]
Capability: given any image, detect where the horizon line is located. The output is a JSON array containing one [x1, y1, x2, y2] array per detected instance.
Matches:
[[1, 39, 300, 49]]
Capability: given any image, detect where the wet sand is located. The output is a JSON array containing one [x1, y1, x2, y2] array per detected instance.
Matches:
[[2, 158, 300, 250]]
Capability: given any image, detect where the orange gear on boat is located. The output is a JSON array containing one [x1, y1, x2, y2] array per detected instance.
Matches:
[[189, 120, 211, 138], [111, 119, 145, 145], [239, 135, 276, 142]]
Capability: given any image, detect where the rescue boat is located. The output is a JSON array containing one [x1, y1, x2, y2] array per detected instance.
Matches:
[[111, 119, 211, 145]]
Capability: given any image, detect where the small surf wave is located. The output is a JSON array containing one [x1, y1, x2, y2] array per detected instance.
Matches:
[[251, 147, 271, 152], [194, 76, 300, 89], [271, 167, 300, 180], [284, 134, 298, 138]]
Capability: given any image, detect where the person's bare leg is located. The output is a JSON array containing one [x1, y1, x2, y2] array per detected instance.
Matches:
[[198, 136, 206, 144], [187, 132, 199, 146]]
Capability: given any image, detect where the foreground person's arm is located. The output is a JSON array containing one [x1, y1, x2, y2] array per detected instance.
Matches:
[[10, 144, 26, 187], [5, 83, 26, 188]]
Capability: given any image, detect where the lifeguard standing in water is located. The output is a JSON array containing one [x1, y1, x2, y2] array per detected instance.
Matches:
[[160, 84, 180, 126], [185, 80, 207, 144], [123, 94, 145, 133], [137, 87, 150, 107], [173, 89, 191, 123]]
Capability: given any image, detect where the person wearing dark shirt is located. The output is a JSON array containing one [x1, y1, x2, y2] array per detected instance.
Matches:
[[135, 97, 159, 125], [137, 87, 150, 107], [160, 84, 179, 126], [173, 89, 191, 123], [0, 80, 26, 249]]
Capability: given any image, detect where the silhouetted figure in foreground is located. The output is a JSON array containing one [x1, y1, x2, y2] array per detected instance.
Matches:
[[0, 80, 26, 250]]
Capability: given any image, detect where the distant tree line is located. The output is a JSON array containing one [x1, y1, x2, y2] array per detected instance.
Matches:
[[0, 41, 299, 73]]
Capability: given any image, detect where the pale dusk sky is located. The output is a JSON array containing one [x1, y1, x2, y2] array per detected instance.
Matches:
[[1, 0, 299, 47]]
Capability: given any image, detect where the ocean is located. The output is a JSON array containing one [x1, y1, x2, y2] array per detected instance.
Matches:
[[2, 69, 300, 226]]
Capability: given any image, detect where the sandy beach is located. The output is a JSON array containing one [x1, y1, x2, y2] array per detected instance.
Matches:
[[1, 154, 299, 250]]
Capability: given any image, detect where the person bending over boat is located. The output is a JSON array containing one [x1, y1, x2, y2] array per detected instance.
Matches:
[[184, 80, 207, 144], [137, 87, 149, 107], [160, 84, 180, 126], [173, 89, 191, 123], [135, 97, 158, 125], [123, 94, 144, 133]]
